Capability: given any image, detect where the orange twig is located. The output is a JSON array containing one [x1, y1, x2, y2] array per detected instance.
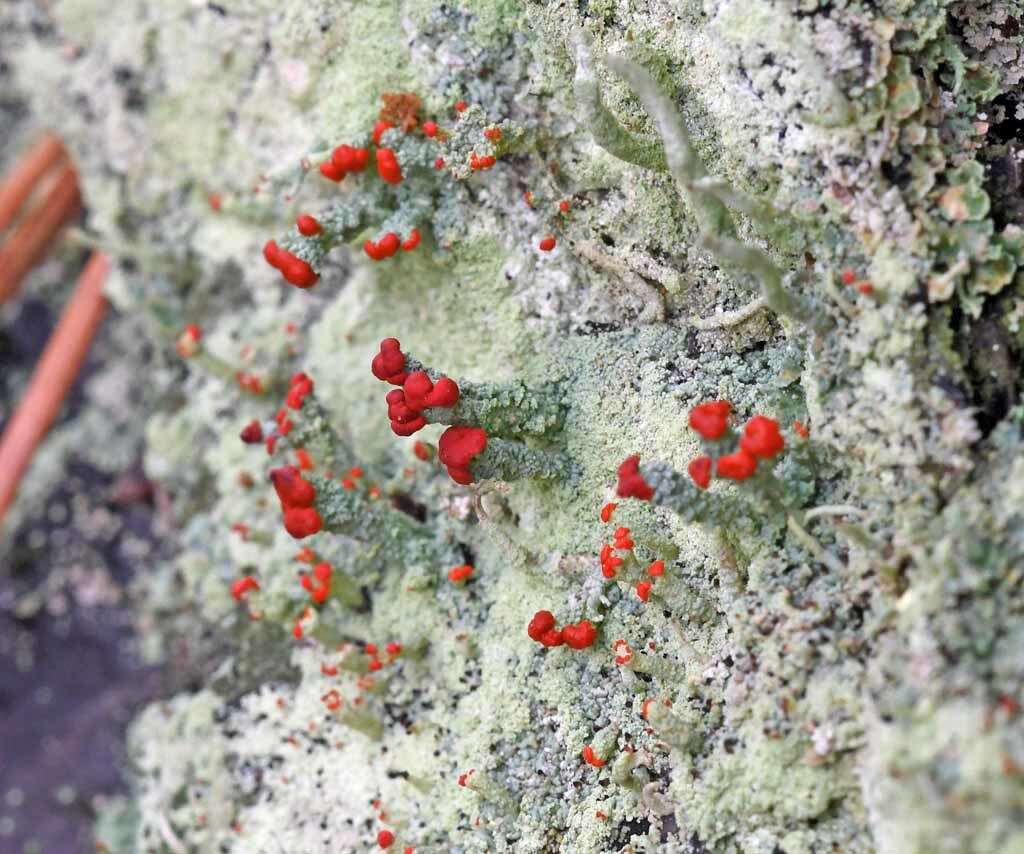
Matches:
[[0, 162, 81, 304], [0, 134, 67, 234], [0, 252, 110, 530]]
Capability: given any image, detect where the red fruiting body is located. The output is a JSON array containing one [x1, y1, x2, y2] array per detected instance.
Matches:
[[688, 455, 712, 489], [454, 100, 467, 112], [840, 268, 857, 285], [332, 144, 369, 173], [208, 193, 222, 211], [322, 690, 342, 711], [386, 641, 402, 656], [368, 658, 382, 672], [689, 401, 732, 440], [365, 643, 378, 655], [647, 560, 665, 577], [364, 232, 402, 261], [270, 466, 317, 507], [438, 426, 488, 484], [413, 440, 433, 461], [235, 372, 265, 395], [376, 148, 403, 184], [600, 543, 623, 578], [263, 240, 319, 289], [387, 389, 426, 431], [540, 628, 565, 647], [295, 449, 314, 471], [538, 236, 556, 252], [469, 152, 496, 170], [286, 374, 314, 409], [636, 581, 652, 603], [616, 455, 654, 501], [582, 745, 605, 768], [793, 419, 809, 439], [563, 620, 597, 650], [372, 339, 408, 384], [296, 214, 322, 236], [280, 257, 316, 288], [448, 564, 474, 583], [739, 415, 785, 459], [613, 639, 632, 665], [527, 610, 556, 642], [240, 420, 263, 444], [284, 507, 323, 539], [716, 449, 758, 480], [377, 829, 395, 849], [402, 371, 460, 410], [458, 769, 474, 787], [319, 160, 346, 181], [600, 502, 617, 523], [263, 240, 282, 267], [613, 526, 634, 550], [176, 324, 202, 358], [559, 199, 571, 213], [401, 228, 421, 251], [483, 127, 502, 141], [857, 281, 874, 295], [422, 120, 438, 138], [434, 157, 445, 170], [372, 120, 396, 146], [313, 562, 332, 582], [231, 576, 260, 601]]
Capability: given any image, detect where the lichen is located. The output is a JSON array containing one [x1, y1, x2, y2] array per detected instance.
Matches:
[[2, 0, 1021, 853]]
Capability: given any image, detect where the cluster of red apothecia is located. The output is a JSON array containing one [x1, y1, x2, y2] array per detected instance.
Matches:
[[618, 401, 790, 500]]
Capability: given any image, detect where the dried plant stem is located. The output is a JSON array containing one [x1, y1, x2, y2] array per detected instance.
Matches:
[[0, 252, 110, 528]]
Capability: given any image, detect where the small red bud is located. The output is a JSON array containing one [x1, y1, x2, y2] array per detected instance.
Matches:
[[240, 420, 264, 444], [527, 610, 556, 642], [372, 120, 396, 146], [401, 228, 421, 251], [319, 160, 346, 182], [562, 620, 597, 650], [448, 564, 474, 583], [283, 506, 322, 539], [296, 214, 322, 236], [689, 401, 732, 440], [538, 235, 556, 252], [231, 576, 260, 601], [687, 455, 712, 489], [376, 148, 403, 185], [739, 416, 784, 459], [716, 450, 758, 480], [616, 455, 653, 501], [422, 121, 438, 138]]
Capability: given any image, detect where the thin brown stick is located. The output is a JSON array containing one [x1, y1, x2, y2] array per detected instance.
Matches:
[[0, 163, 81, 303], [0, 134, 67, 234], [0, 252, 110, 530]]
